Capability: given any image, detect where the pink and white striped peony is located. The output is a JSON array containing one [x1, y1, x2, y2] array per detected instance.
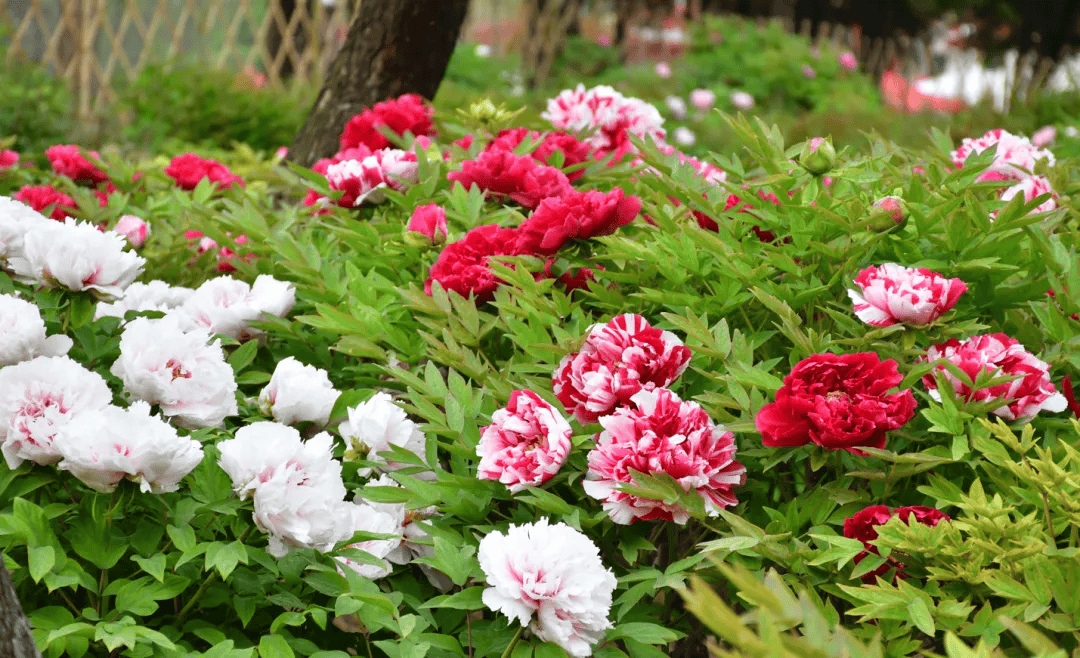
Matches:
[[553, 313, 691, 424], [922, 333, 1067, 422], [950, 129, 1055, 181], [322, 148, 419, 207], [998, 175, 1058, 215], [477, 390, 572, 493], [543, 84, 666, 160], [583, 387, 746, 524], [847, 263, 967, 327]]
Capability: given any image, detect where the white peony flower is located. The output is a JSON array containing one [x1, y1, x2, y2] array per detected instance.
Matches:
[[0, 356, 113, 469], [339, 392, 427, 476], [0, 196, 53, 266], [217, 425, 342, 501], [258, 357, 339, 426], [478, 518, 617, 657], [10, 219, 145, 299], [54, 401, 203, 493], [334, 500, 404, 579], [110, 315, 238, 428], [0, 293, 73, 366], [252, 466, 351, 557], [174, 274, 295, 340], [95, 280, 194, 321]]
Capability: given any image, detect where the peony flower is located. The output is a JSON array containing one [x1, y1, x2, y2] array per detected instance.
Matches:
[[447, 150, 573, 210], [218, 425, 342, 500], [13, 185, 77, 221], [10, 219, 145, 299], [543, 84, 666, 160], [755, 352, 917, 453], [95, 280, 194, 321], [844, 505, 949, 583], [334, 500, 404, 579], [554, 313, 691, 424], [339, 392, 427, 477], [0, 356, 113, 469], [252, 466, 352, 557], [838, 50, 858, 70], [922, 334, 1067, 422], [322, 149, 419, 207], [114, 215, 150, 247], [110, 315, 238, 428], [174, 274, 295, 340], [689, 88, 715, 110], [869, 196, 906, 225], [665, 95, 688, 120], [0, 294, 73, 366], [1032, 125, 1056, 148], [477, 390, 572, 493], [54, 401, 203, 493], [673, 126, 696, 147], [258, 357, 339, 426], [45, 144, 109, 185], [540, 258, 603, 293], [407, 203, 448, 245], [802, 64, 817, 79], [165, 153, 244, 191], [0, 196, 52, 265], [584, 388, 746, 524], [182, 231, 252, 272], [950, 129, 1055, 181], [478, 518, 616, 657], [0, 149, 19, 171], [654, 61, 672, 78], [484, 128, 592, 181], [515, 188, 641, 256], [339, 93, 436, 152], [997, 175, 1057, 215], [425, 224, 522, 301], [730, 90, 755, 110], [848, 263, 968, 327]]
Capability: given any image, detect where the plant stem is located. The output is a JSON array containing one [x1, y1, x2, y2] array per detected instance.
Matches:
[[175, 526, 251, 625], [499, 625, 525, 658]]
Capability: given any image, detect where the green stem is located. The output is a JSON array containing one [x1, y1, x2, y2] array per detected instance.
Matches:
[[500, 625, 525, 658], [175, 526, 251, 625]]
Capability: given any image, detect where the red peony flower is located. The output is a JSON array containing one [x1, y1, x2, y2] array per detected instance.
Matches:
[[447, 149, 573, 211], [13, 185, 77, 220], [407, 203, 448, 245], [477, 390, 573, 493], [541, 258, 604, 293], [516, 188, 641, 255], [583, 387, 746, 524], [183, 231, 252, 272], [339, 93, 435, 152], [165, 153, 244, 191], [486, 128, 593, 181], [848, 263, 967, 327], [0, 149, 19, 171], [843, 505, 949, 584], [46, 144, 110, 185], [921, 334, 1067, 422], [311, 146, 374, 175], [425, 224, 522, 301], [694, 187, 780, 241], [554, 313, 691, 424], [755, 352, 916, 454]]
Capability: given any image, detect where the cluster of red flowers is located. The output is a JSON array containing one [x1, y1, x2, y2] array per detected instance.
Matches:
[[339, 93, 435, 152], [843, 505, 950, 583], [165, 153, 244, 191]]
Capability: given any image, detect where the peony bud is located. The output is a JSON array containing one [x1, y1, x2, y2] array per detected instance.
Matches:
[[839, 51, 858, 71], [730, 90, 754, 110], [406, 203, 448, 246], [689, 89, 716, 111], [654, 61, 672, 78], [799, 137, 836, 175], [868, 195, 907, 230], [114, 215, 150, 247]]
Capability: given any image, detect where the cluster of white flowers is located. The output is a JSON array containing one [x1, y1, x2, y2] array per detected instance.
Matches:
[[339, 392, 428, 477], [0, 293, 73, 366]]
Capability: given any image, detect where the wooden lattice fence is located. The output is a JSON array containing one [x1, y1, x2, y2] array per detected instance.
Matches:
[[0, 0, 363, 119]]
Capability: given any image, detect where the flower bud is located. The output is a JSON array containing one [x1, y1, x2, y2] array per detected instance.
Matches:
[[406, 203, 448, 246], [799, 137, 836, 175], [868, 195, 907, 230], [115, 215, 150, 247]]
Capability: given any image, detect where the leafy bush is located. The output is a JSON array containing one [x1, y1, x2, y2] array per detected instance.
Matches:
[[0, 59, 76, 157]]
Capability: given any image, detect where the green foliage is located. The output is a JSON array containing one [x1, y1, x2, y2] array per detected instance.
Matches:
[[0, 58, 76, 156]]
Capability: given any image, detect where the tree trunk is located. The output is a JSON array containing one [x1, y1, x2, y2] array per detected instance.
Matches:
[[0, 565, 40, 658], [287, 0, 470, 168]]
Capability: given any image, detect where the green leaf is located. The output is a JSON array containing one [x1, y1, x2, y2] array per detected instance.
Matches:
[[258, 634, 296, 658], [132, 554, 166, 582], [421, 586, 485, 610], [608, 622, 683, 645], [907, 597, 936, 636], [27, 544, 54, 582]]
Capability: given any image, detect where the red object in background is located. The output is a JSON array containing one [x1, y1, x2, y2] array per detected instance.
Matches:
[[880, 69, 968, 114]]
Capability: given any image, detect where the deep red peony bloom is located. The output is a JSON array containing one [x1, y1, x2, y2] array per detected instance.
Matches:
[[339, 93, 435, 152], [447, 149, 573, 211], [46, 144, 110, 185], [843, 505, 949, 583], [425, 224, 522, 301], [165, 153, 244, 191], [540, 258, 604, 292], [583, 387, 746, 524], [755, 352, 916, 454], [693, 187, 781, 242], [554, 313, 691, 424], [516, 188, 641, 255], [486, 128, 593, 181], [13, 185, 77, 220], [921, 333, 1067, 422]]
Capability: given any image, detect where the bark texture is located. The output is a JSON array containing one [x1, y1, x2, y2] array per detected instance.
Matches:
[[0, 565, 40, 658], [287, 0, 470, 168]]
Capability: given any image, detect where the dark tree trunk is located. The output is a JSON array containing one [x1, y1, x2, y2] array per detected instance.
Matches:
[[286, 0, 470, 168], [0, 565, 40, 658]]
